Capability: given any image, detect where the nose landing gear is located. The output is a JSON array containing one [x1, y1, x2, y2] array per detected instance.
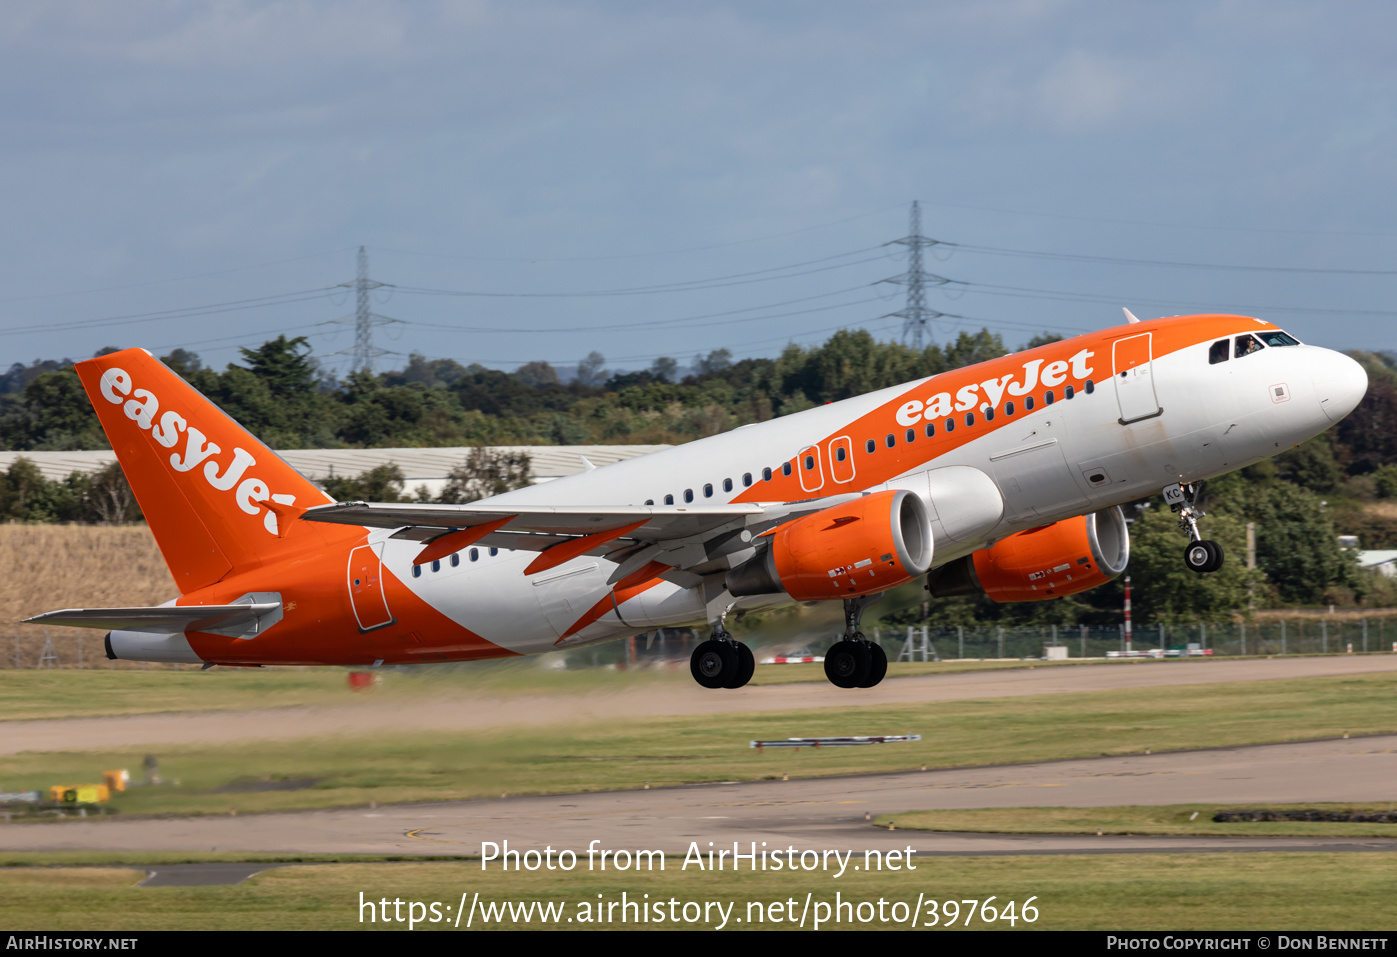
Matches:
[[823, 595, 888, 689], [1165, 482, 1225, 573]]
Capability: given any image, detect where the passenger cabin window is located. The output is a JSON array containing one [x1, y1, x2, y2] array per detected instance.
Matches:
[[965, 412, 975, 426], [1085, 379, 1095, 394], [762, 468, 772, 482], [866, 439, 876, 454], [684, 489, 694, 503], [803, 455, 815, 471], [885, 433, 896, 448], [1005, 401, 1015, 415], [905, 428, 915, 443], [984, 406, 995, 420], [1235, 334, 1264, 359], [835, 446, 847, 462], [703, 483, 713, 498], [1209, 339, 1230, 364], [1025, 396, 1035, 411], [1064, 385, 1074, 399], [489, 547, 498, 556], [1045, 390, 1055, 405], [742, 473, 752, 487], [781, 462, 792, 477], [664, 494, 674, 505], [925, 422, 935, 437], [1258, 330, 1301, 347], [450, 554, 460, 567], [645, 499, 654, 505], [469, 548, 479, 561], [432, 559, 441, 572], [723, 477, 733, 492], [944, 418, 955, 432], [412, 565, 421, 578]]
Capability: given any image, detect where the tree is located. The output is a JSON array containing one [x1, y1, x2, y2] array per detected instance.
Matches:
[[438, 448, 532, 504], [238, 335, 315, 400], [319, 464, 408, 503], [576, 351, 607, 389], [650, 357, 678, 384], [1248, 484, 1356, 605], [1124, 506, 1261, 623], [82, 461, 140, 523], [161, 349, 203, 377], [691, 348, 732, 378], [513, 361, 559, 389], [1019, 332, 1065, 350], [945, 330, 1006, 369]]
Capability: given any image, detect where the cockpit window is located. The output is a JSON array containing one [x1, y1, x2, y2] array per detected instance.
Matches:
[[1257, 330, 1301, 347], [1235, 334, 1265, 359], [1209, 340, 1230, 364]]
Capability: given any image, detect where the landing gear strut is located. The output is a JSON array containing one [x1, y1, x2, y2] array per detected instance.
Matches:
[[824, 595, 888, 689], [690, 618, 755, 690], [1164, 482, 1224, 573]]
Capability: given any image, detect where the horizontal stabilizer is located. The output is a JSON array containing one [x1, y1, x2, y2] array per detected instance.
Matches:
[[24, 602, 281, 635]]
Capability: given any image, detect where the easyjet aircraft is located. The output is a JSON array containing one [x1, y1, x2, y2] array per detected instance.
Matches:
[[28, 312, 1367, 689]]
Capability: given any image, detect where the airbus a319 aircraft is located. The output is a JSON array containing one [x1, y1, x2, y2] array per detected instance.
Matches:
[[28, 312, 1367, 690]]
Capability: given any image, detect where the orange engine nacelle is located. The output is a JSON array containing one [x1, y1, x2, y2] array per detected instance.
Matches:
[[928, 506, 1130, 602], [726, 489, 934, 601]]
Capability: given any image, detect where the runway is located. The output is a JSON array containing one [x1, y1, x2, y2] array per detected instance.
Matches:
[[4, 733, 1395, 859]]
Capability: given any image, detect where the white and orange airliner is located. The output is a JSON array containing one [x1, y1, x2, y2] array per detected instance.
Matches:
[[28, 312, 1367, 689]]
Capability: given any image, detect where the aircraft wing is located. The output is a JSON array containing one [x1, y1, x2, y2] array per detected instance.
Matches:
[[23, 603, 282, 634], [303, 501, 765, 540], [300, 498, 860, 580]]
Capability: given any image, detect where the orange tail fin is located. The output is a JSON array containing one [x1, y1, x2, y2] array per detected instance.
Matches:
[[75, 348, 333, 593]]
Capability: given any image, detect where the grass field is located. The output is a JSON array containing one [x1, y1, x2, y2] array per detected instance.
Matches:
[[2, 671, 1394, 816], [879, 803, 1397, 837], [2, 853, 1394, 930], [0, 656, 1178, 722]]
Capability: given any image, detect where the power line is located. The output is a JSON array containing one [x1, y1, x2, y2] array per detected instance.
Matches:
[[372, 203, 908, 263], [0, 288, 338, 338], [0, 249, 354, 307], [393, 248, 889, 299], [949, 241, 1397, 276], [918, 198, 1397, 238]]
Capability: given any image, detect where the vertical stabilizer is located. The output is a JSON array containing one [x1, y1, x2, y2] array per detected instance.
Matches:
[[75, 349, 333, 593]]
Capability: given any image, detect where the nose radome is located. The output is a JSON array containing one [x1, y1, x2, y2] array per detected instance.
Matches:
[[1313, 349, 1368, 423]]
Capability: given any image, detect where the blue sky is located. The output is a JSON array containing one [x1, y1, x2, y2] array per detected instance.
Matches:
[[3, 1, 1396, 377]]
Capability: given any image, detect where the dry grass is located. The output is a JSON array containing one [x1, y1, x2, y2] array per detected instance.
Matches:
[[0, 524, 175, 670], [1364, 501, 1397, 520]]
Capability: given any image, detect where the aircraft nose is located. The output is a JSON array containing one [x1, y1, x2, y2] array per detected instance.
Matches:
[[1312, 349, 1368, 423]]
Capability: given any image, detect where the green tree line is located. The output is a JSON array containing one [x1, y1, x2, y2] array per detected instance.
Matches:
[[3, 331, 1396, 621]]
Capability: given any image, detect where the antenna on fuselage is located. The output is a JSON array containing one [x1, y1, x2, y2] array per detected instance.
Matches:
[[1123, 308, 1141, 324]]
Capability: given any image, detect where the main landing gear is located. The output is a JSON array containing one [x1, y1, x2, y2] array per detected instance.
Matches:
[[823, 595, 888, 689], [690, 621, 755, 689], [1164, 482, 1225, 573]]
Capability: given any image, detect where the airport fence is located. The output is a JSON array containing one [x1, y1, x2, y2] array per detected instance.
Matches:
[[885, 617, 1397, 661], [7, 617, 1397, 670]]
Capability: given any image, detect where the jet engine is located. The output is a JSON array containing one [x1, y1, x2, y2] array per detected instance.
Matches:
[[727, 489, 933, 601], [927, 506, 1129, 602]]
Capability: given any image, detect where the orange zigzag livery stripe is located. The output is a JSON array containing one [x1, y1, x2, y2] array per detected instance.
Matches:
[[557, 568, 669, 643]]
